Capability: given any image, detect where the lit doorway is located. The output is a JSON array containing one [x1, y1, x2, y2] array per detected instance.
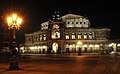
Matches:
[[52, 43, 58, 53]]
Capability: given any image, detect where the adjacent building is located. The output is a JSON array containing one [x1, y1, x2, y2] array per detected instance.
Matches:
[[23, 12, 120, 54]]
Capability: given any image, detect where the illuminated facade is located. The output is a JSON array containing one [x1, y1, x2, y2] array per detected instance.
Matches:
[[23, 12, 120, 54]]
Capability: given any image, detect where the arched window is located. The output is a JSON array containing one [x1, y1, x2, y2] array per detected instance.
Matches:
[[78, 33, 82, 39], [43, 34, 46, 40], [52, 43, 58, 53], [39, 35, 42, 41], [72, 33, 75, 39], [65, 33, 69, 39], [84, 33, 87, 39], [89, 33, 93, 39]]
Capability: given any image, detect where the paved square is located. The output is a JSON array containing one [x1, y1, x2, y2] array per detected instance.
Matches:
[[0, 54, 120, 74]]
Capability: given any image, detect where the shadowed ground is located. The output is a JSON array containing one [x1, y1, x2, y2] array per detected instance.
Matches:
[[0, 54, 120, 74]]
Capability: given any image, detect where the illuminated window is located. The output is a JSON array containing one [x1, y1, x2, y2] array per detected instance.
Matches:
[[36, 35, 39, 41], [52, 43, 58, 53], [89, 33, 93, 39], [65, 34, 69, 39], [84, 33, 87, 39], [78, 33, 82, 39], [43, 34, 46, 40], [33, 36, 36, 42], [51, 31, 60, 39], [94, 44, 100, 52], [72, 33, 75, 39], [39, 35, 42, 41]]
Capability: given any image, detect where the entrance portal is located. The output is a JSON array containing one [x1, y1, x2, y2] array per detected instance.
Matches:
[[52, 43, 58, 53]]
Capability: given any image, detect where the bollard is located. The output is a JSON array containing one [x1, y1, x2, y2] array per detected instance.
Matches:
[[78, 48, 82, 56], [9, 55, 20, 70]]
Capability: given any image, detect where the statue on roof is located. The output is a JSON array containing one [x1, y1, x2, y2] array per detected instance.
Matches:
[[51, 11, 61, 22]]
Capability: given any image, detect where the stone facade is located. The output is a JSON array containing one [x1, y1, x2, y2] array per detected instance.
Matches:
[[23, 13, 120, 54]]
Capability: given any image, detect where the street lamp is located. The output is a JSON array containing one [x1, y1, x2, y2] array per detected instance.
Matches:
[[77, 41, 83, 55], [7, 14, 22, 42], [7, 13, 22, 70]]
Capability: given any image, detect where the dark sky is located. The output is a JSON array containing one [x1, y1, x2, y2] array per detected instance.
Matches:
[[0, 0, 120, 43]]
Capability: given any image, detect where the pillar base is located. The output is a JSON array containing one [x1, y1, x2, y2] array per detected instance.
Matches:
[[8, 56, 20, 70]]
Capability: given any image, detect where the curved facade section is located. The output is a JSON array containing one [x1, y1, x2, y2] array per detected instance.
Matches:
[[62, 14, 90, 28]]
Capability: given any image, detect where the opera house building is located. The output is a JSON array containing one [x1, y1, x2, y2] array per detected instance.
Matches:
[[22, 12, 120, 54]]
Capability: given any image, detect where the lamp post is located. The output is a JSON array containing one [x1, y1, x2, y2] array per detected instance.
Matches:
[[7, 13, 22, 70], [77, 41, 82, 55]]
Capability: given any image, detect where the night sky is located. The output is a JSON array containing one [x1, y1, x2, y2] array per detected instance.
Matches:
[[0, 0, 120, 43]]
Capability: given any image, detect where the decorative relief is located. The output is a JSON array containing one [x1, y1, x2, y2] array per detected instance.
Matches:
[[96, 31, 107, 39], [26, 36, 32, 43]]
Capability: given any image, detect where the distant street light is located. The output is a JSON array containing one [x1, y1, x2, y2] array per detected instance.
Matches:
[[7, 13, 22, 70]]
